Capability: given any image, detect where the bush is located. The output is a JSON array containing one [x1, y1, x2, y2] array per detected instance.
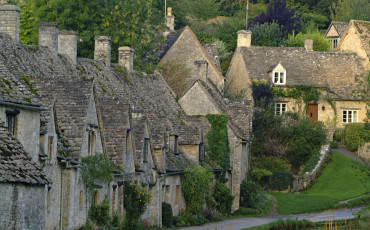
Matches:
[[235, 207, 260, 215], [250, 168, 273, 188], [269, 172, 293, 191], [268, 218, 317, 230], [212, 182, 234, 215], [345, 124, 367, 151], [162, 202, 173, 228], [330, 140, 339, 149], [240, 179, 260, 208], [250, 22, 284, 47], [88, 199, 111, 226], [181, 165, 212, 214], [334, 128, 345, 142], [255, 156, 291, 172], [282, 31, 330, 51], [178, 211, 208, 226], [302, 148, 321, 173]]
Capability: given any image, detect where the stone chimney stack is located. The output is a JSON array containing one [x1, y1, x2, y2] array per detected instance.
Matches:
[[38, 22, 59, 57], [58, 30, 77, 66], [164, 7, 175, 38], [119, 47, 135, 71], [304, 38, 313, 52], [94, 36, 111, 67], [0, 5, 21, 42], [237, 30, 252, 48]]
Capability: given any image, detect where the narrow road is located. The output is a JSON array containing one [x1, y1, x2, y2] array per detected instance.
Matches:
[[174, 207, 363, 230], [332, 147, 369, 165]]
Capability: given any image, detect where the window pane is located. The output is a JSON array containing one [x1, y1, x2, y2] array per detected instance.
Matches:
[[274, 72, 279, 83], [353, 111, 358, 122], [276, 104, 281, 115], [348, 111, 352, 122], [343, 111, 347, 122], [280, 73, 284, 83]]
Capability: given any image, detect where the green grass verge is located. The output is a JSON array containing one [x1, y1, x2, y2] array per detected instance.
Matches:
[[273, 151, 370, 215], [227, 195, 272, 219]]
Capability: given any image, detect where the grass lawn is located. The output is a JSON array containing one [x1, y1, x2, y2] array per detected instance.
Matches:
[[272, 151, 370, 215]]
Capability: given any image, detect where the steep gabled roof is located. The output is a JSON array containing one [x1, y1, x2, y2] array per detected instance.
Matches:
[[326, 21, 348, 38], [203, 44, 222, 72], [237, 46, 366, 99], [350, 20, 370, 58], [0, 123, 49, 185]]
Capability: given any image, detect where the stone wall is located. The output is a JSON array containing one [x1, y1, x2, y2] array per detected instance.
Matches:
[[357, 143, 370, 162], [0, 183, 46, 230], [292, 144, 330, 192]]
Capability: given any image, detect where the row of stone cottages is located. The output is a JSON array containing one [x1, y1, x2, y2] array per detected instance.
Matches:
[[0, 5, 252, 230]]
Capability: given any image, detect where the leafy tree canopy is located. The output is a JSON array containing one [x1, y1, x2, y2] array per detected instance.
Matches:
[[330, 0, 370, 22], [253, 0, 302, 35]]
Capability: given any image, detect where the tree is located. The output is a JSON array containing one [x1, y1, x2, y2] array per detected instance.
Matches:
[[253, 0, 302, 35], [330, 0, 370, 22], [186, 0, 221, 20], [282, 31, 330, 51], [250, 22, 283, 47]]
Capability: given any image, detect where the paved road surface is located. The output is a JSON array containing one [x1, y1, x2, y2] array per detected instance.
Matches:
[[174, 207, 363, 230]]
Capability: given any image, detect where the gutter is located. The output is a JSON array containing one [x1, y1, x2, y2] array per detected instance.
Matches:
[[0, 100, 47, 111]]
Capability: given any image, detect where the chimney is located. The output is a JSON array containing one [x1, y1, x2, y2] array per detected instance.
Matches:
[[237, 30, 252, 48], [118, 47, 135, 71], [38, 22, 59, 57], [304, 38, 313, 52], [58, 30, 77, 66], [164, 7, 175, 38], [0, 5, 21, 42], [94, 36, 111, 67]]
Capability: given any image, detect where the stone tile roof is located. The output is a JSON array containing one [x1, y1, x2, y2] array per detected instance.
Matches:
[[0, 33, 43, 107], [203, 44, 222, 72], [132, 114, 147, 171], [158, 28, 185, 59], [166, 151, 190, 172], [238, 46, 366, 99], [328, 21, 348, 38], [0, 123, 49, 185], [351, 20, 370, 58]]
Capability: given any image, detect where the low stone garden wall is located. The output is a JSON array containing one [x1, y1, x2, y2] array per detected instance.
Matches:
[[357, 143, 370, 162], [292, 144, 330, 192]]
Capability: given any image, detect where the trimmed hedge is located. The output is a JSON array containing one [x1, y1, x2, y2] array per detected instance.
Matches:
[[212, 182, 234, 215], [162, 202, 173, 227], [269, 172, 293, 191], [345, 124, 367, 151]]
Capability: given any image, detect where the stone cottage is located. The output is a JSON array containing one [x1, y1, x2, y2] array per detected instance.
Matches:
[[158, 8, 253, 211], [325, 21, 348, 51], [338, 20, 370, 71], [227, 29, 369, 129]]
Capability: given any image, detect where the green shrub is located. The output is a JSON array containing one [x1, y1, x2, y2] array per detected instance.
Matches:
[[250, 168, 273, 188], [181, 165, 212, 214], [269, 172, 293, 191], [235, 207, 260, 215], [212, 182, 234, 215], [334, 128, 345, 142], [268, 218, 317, 230], [330, 140, 339, 149], [282, 31, 330, 51], [178, 211, 208, 226], [162, 202, 173, 228], [250, 22, 283, 47], [240, 179, 260, 208], [345, 124, 367, 151], [255, 156, 291, 172], [123, 181, 151, 230], [172, 216, 184, 227], [302, 148, 321, 174], [88, 199, 111, 226]]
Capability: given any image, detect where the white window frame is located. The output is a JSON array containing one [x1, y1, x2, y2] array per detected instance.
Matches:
[[342, 110, 358, 123], [275, 103, 287, 115], [273, 71, 286, 85], [330, 38, 338, 51]]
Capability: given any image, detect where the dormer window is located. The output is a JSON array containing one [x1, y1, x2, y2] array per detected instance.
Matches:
[[5, 110, 19, 135], [273, 71, 286, 85], [330, 38, 338, 51]]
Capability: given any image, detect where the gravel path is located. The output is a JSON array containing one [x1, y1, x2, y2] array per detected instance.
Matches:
[[173, 207, 363, 230]]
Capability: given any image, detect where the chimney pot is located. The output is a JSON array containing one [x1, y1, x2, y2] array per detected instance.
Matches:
[[164, 7, 175, 37], [94, 36, 112, 66], [38, 22, 59, 58], [237, 30, 252, 48], [118, 47, 135, 71], [58, 30, 77, 66], [0, 5, 21, 42], [304, 38, 313, 52]]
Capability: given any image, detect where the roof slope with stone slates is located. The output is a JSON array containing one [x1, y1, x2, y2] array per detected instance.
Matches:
[[0, 123, 49, 185], [330, 21, 348, 38], [239, 46, 366, 99], [352, 20, 370, 58], [203, 44, 222, 72]]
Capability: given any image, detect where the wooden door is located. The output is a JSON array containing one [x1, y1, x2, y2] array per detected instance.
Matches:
[[306, 104, 318, 123]]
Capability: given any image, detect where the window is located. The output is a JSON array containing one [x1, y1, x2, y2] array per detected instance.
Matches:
[[273, 71, 286, 85], [47, 188, 51, 213], [199, 142, 205, 162], [330, 38, 338, 51], [79, 191, 83, 208], [5, 110, 19, 135], [175, 185, 180, 205], [275, 103, 287, 115], [125, 128, 131, 154], [94, 191, 100, 205], [112, 185, 117, 214], [88, 131, 96, 155], [143, 137, 149, 163], [174, 135, 178, 154], [47, 136, 54, 158], [343, 110, 358, 123]]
